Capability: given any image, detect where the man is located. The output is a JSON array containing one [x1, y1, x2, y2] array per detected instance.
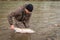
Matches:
[[8, 4, 33, 30]]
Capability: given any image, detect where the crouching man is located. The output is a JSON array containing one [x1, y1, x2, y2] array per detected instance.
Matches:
[[8, 4, 33, 40], [8, 4, 33, 29]]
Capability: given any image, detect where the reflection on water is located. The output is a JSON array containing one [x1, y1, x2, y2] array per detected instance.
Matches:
[[0, 1, 60, 40], [9, 30, 31, 40]]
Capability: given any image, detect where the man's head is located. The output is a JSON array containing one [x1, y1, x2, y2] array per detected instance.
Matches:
[[25, 4, 33, 14]]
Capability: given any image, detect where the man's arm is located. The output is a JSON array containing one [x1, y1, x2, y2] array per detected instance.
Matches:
[[8, 12, 15, 25], [23, 20, 30, 28], [8, 8, 21, 29], [23, 14, 31, 28], [8, 12, 16, 29]]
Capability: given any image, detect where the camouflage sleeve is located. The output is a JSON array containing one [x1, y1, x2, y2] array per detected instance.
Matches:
[[23, 20, 30, 28], [8, 8, 21, 25], [23, 14, 31, 28], [8, 12, 15, 25]]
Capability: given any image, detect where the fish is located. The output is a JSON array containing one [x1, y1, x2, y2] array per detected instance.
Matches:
[[14, 27, 35, 33]]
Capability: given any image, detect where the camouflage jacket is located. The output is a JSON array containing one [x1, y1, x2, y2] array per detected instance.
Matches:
[[8, 4, 31, 28]]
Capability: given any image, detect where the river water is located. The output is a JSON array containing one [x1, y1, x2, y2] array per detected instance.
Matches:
[[0, 1, 60, 40]]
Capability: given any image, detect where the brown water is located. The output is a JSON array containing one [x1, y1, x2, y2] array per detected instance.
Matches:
[[0, 1, 60, 40]]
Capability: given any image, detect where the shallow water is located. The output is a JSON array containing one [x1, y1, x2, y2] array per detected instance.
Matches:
[[0, 1, 60, 40]]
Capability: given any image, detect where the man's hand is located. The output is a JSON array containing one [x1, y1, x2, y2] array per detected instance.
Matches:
[[10, 25, 14, 30]]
